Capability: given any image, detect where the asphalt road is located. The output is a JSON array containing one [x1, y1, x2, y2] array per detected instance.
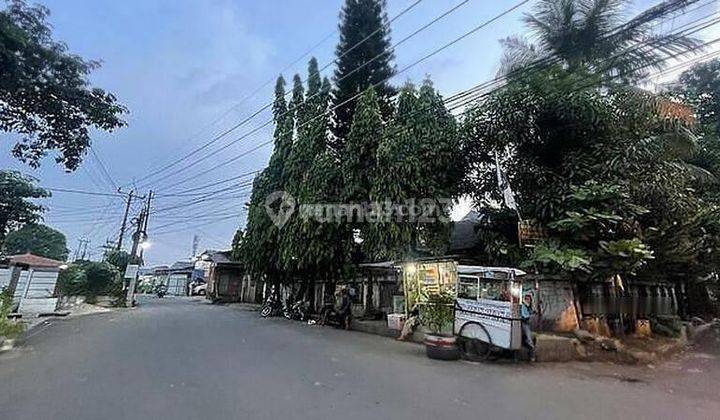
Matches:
[[0, 297, 717, 420]]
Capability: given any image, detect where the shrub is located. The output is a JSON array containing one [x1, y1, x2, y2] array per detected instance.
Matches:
[[56, 261, 122, 301], [0, 287, 23, 339], [421, 290, 455, 335]]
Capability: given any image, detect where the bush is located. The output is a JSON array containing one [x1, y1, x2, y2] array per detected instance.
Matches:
[[57, 261, 122, 301], [421, 291, 455, 335], [0, 287, 23, 339]]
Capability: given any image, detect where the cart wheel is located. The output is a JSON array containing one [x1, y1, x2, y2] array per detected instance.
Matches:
[[486, 345, 502, 361], [458, 337, 490, 362]]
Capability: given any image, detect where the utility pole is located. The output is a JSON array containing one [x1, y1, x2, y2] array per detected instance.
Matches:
[[191, 234, 199, 258], [73, 238, 90, 261], [139, 190, 153, 261], [80, 239, 90, 260], [126, 190, 153, 307], [117, 189, 135, 251]]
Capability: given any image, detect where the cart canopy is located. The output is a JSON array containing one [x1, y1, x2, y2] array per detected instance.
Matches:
[[457, 266, 526, 277]]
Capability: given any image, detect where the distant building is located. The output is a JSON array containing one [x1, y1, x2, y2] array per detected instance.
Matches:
[[194, 250, 264, 304], [148, 261, 204, 296]]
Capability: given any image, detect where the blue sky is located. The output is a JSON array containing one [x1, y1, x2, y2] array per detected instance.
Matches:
[[1, 0, 717, 266]]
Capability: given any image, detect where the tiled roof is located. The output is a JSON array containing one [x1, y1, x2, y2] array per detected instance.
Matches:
[[7, 253, 65, 268]]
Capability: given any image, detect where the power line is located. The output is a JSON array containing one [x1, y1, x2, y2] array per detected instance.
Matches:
[[153, 171, 259, 197], [131, 0, 427, 188], [89, 147, 119, 191], [45, 187, 126, 198], [144, 0, 532, 192], [146, 36, 720, 238], [105, 0, 709, 236], [152, 214, 245, 236], [151, 192, 253, 215]]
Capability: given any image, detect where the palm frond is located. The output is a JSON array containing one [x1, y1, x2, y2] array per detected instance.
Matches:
[[499, 35, 542, 75]]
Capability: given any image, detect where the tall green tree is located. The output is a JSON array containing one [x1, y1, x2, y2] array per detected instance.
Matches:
[[283, 59, 330, 197], [2, 223, 68, 261], [500, 0, 700, 80], [283, 152, 353, 281], [230, 229, 244, 261], [462, 61, 715, 284], [238, 173, 278, 280], [341, 87, 383, 205], [673, 58, 720, 201], [236, 76, 294, 283], [104, 249, 131, 273], [0, 0, 126, 170], [674, 58, 720, 136], [280, 59, 338, 275], [331, 0, 395, 152], [0, 170, 48, 243], [365, 81, 462, 260]]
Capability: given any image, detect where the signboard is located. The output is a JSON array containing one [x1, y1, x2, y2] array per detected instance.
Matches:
[[124, 264, 140, 279], [402, 260, 457, 312], [518, 220, 547, 247], [454, 298, 521, 350]]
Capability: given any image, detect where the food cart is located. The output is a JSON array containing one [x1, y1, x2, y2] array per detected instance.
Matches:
[[453, 266, 527, 360], [400, 259, 457, 313]]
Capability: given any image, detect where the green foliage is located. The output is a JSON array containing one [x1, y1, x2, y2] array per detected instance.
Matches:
[[0, 0, 126, 170], [420, 290, 455, 335], [674, 58, 720, 137], [341, 87, 384, 204], [279, 59, 352, 278], [0, 170, 48, 243], [331, 0, 395, 149], [238, 74, 295, 282], [281, 152, 353, 277], [463, 0, 713, 285], [56, 261, 121, 301], [230, 229, 243, 262], [500, 0, 700, 80], [2, 223, 68, 261], [239, 172, 280, 280], [0, 286, 23, 338], [104, 249, 131, 273], [523, 241, 592, 273], [365, 81, 463, 260]]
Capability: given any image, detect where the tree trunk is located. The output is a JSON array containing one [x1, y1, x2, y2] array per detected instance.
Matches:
[[365, 272, 375, 316]]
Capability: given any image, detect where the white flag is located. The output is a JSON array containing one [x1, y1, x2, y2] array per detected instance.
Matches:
[[495, 151, 519, 213]]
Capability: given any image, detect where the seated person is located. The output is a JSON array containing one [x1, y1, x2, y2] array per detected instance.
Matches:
[[397, 306, 420, 341]]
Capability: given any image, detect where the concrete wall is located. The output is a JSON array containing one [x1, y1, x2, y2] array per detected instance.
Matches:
[[536, 281, 580, 332], [0, 267, 59, 313]]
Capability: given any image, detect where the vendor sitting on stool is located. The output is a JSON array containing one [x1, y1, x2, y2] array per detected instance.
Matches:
[[521, 293, 536, 362], [397, 305, 420, 341]]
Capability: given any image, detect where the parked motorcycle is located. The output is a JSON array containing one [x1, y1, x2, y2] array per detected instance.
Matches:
[[155, 284, 167, 298], [283, 300, 310, 321], [260, 293, 283, 317], [319, 301, 352, 329]]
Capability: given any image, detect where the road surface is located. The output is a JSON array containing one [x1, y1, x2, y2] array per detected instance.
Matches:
[[0, 297, 717, 420]]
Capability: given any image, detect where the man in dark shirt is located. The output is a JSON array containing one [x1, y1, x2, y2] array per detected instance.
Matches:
[[521, 293, 536, 362], [337, 288, 353, 330]]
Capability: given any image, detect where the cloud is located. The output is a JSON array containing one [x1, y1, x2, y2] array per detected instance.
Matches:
[[180, 1, 276, 110]]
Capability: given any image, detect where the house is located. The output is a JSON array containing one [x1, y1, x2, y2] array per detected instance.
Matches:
[[0, 253, 64, 313], [149, 261, 204, 296], [198, 250, 261, 304], [6, 253, 65, 269]]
